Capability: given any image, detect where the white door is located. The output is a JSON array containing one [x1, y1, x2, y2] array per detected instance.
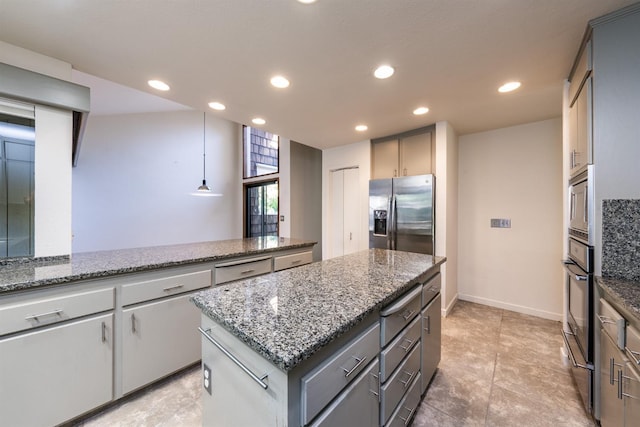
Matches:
[[329, 168, 360, 258]]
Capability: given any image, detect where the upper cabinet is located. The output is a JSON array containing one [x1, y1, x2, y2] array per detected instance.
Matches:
[[371, 127, 434, 180], [567, 40, 593, 178]]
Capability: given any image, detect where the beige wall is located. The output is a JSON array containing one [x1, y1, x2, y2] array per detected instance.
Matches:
[[458, 118, 563, 320]]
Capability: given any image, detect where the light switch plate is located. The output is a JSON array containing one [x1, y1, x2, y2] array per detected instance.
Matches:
[[490, 218, 511, 228]]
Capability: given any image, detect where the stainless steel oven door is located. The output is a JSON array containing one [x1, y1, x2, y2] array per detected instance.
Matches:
[[569, 178, 588, 235], [566, 261, 592, 362]]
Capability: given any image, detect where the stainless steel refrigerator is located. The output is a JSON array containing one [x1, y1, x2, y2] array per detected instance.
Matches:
[[369, 174, 435, 255]]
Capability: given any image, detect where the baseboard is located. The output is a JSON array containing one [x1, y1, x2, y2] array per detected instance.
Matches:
[[458, 293, 562, 321], [442, 293, 458, 317]]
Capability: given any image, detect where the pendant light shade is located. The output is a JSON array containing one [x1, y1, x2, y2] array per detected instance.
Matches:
[[192, 112, 222, 197]]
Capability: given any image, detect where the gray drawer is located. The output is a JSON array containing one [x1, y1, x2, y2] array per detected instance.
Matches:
[[386, 370, 422, 427], [301, 322, 380, 425], [598, 298, 625, 349], [380, 315, 421, 382], [214, 256, 272, 285], [273, 250, 312, 271], [0, 287, 114, 336], [380, 343, 421, 425], [121, 269, 211, 306], [421, 272, 441, 307], [380, 285, 421, 347]]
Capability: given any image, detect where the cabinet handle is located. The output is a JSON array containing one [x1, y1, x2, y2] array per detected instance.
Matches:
[[399, 338, 414, 352], [424, 314, 431, 334], [626, 347, 640, 365], [393, 169, 397, 177], [369, 372, 380, 397], [597, 314, 616, 326], [571, 150, 577, 168], [24, 309, 63, 321], [403, 168, 407, 176], [349, 232, 352, 241], [241, 269, 255, 275], [402, 309, 416, 321], [291, 260, 301, 265], [399, 406, 416, 425], [163, 284, 184, 292], [618, 369, 623, 400], [198, 327, 269, 390], [101, 322, 107, 343], [342, 355, 367, 378], [131, 313, 137, 333], [610, 357, 616, 385], [399, 370, 416, 388]]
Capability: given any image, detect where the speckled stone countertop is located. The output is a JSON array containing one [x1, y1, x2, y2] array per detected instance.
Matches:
[[0, 237, 315, 294], [602, 199, 640, 281], [597, 276, 640, 323], [191, 249, 446, 371]]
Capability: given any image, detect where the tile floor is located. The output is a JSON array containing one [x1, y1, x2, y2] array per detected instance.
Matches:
[[76, 300, 594, 427]]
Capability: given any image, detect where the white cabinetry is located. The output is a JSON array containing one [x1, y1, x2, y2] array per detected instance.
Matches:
[[567, 40, 592, 179], [372, 130, 433, 179], [329, 167, 360, 257], [0, 288, 114, 427]]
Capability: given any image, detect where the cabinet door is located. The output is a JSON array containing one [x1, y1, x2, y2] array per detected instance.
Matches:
[[400, 132, 432, 176], [372, 139, 399, 179], [624, 363, 640, 427], [0, 313, 113, 427], [343, 167, 360, 255], [600, 330, 624, 427], [122, 293, 201, 394], [570, 77, 592, 176], [421, 292, 441, 394], [310, 359, 379, 427]]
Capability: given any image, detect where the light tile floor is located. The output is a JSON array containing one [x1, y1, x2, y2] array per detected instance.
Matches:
[[76, 301, 594, 427]]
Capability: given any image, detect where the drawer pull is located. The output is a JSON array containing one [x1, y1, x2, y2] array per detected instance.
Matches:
[[24, 309, 63, 321], [131, 313, 137, 333], [626, 348, 640, 365], [618, 369, 623, 400], [101, 322, 107, 343], [424, 314, 431, 334], [163, 284, 184, 292], [291, 260, 301, 264], [399, 406, 416, 425], [597, 314, 616, 325], [342, 355, 367, 379], [399, 370, 416, 388], [369, 372, 380, 397], [198, 327, 269, 390], [402, 309, 416, 321], [399, 338, 414, 352], [241, 269, 255, 275]]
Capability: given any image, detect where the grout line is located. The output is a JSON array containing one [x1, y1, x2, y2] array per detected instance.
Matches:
[[483, 308, 504, 426]]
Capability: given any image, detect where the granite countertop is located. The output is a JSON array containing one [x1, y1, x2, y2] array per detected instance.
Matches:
[[597, 276, 640, 323], [0, 237, 315, 294], [191, 248, 446, 372]]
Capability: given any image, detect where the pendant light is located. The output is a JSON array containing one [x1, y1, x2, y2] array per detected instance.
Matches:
[[192, 112, 222, 197]]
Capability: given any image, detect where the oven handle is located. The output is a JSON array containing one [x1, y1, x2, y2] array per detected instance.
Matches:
[[561, 330, 591, 370], [563, 261, 588, 281]]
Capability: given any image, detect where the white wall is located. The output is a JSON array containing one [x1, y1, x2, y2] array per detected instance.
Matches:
[[2, 42, 74, 257], [72, 111, 242, 252], [457, 118, 563, 320], [435, 121, 458, 316], [322, 140, 371, 259]]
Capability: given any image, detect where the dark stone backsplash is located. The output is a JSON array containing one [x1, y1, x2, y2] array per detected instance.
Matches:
[[602, 199, 640, 281]]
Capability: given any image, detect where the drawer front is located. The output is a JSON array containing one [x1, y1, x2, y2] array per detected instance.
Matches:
[[301, 322, 380, 425], [121, 269, 211, 306], [380, 286, 422, 347], [598, 298, 625, 349], [386, 371, 422, 427], [626, 324, 640, 367], [310, 359, 379, 427], [273, 250, 313, 271], [0, 287, 114, 336], [421, 272, 441, 307], [380, 343, 421, 425], [214, 256, 272, 285], [380, 315, 421, 382]]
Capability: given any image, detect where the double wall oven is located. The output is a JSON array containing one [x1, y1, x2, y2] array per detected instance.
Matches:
[[563, 167, 595, 415]]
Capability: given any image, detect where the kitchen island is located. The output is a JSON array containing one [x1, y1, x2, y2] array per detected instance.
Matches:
[[191, 248, 446, 426], [0, 237, 315, 427]]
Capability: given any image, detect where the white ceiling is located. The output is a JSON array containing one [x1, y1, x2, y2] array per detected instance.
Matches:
[[0, 0, 635, 149]]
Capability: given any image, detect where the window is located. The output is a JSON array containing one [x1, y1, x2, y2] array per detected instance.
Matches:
[[243, 126, 279, 179], [0, 109, 35, 258], [245, 180, 278, 237]]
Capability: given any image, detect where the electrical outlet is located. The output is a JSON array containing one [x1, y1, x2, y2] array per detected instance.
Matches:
[[203, 363, 212, 395]]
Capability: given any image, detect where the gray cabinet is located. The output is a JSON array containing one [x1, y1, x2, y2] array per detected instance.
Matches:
[[600, 329, 625, 427], [0, 313, 113, 427], [372, 131, 433, 179], [568, 75, 592, 177], [121, 293, 202, 394], [421, 292, 442, 393]]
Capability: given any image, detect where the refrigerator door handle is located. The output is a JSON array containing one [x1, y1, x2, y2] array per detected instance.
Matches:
[[391, 195, 397, 250]]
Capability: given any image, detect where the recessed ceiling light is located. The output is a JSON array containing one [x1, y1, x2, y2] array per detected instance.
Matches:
[[208, 102, 226, 111], [355, 124, 368, 132], [374, 65, 395, 79], [498, 81, 521, 93], [148, 79, 170, 91], [413, 107, 429, 115], [252, 118, 266, 125], [297, 0, 317, 4], [270, 75, 290, 88]]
